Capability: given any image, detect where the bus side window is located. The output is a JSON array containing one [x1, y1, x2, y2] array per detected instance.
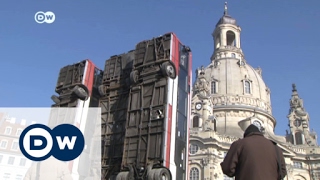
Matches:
[[93, 68, 103, 88]]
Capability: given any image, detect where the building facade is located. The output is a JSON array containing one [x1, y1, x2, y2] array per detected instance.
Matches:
[[188, 4, 320, 180], [0, 113, 33, 180]]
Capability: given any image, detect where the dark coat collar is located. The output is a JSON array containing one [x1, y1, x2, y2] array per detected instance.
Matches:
[[244, 132, 263, 138]]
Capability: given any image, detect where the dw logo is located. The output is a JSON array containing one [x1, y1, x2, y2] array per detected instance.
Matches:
[[34, 11, 55, 24], [19, 124, 85, 161]]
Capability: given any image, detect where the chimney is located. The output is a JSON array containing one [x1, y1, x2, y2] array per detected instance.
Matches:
[[10, 117, 16, 124], [20, 119, 26, 126]]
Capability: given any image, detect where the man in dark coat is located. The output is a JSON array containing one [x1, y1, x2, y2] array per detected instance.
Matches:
[[220, 124, 287, 180]]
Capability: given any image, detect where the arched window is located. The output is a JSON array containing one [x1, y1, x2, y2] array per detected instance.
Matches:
[[211, 81, 217, 94], [193, 116, 199, 128], [293, 162, 303, 169], [213, 119, 217, 132], [226, 31, 236, 46], [189, 144, 199, 155], [231, 53, 236, 58], [216, 33, 221, 48], [295, 131, 303, 145], [190, 167, 199, 180], [244, 81, 251, 94]]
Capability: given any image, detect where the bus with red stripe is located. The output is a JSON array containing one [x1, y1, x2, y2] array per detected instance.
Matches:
[[49, 59, 103, 179], [116, 33, 192, 180]]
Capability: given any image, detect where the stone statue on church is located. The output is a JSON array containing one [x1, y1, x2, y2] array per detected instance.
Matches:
[[290, 84, 308, 121], [194, 67, 210, 98], [203, 120, 212, 131]]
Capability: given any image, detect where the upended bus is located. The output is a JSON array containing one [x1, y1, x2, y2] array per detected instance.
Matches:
[[104, 32, 192, 180], [49, 59, 103, 180]]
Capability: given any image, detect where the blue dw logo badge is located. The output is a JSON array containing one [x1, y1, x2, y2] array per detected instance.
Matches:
[[19, 124, 85, 161]]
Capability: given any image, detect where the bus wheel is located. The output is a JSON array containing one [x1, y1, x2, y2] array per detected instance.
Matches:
[[147, 169, 156, 179], [51, 95, 60, 104], [130, 70, 139, 84], [161, 61, 176, 79], [72, 85, 89, 101], [98, 85, 106, 96], [153, 168, 171, 180], [115, 172, 129, 180]]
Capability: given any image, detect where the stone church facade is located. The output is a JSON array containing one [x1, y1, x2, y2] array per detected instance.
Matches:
[[188, 4, 320, 180]]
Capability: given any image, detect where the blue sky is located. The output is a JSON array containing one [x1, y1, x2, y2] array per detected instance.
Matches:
[[1, 0, 320, 142]]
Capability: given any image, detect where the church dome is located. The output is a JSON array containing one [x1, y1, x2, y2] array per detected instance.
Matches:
[[193, 55, 275, 137], [216, 14, 237, 27], [202, 59, 272, 114]]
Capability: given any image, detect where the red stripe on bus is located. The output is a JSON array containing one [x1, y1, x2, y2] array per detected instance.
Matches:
[[176, 37, 180, 74], [84, 60, 95, 96], [171, 33, 180, 75]]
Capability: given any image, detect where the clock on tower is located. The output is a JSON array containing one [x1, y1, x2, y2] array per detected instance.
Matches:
[[294, 119, 301, 127]]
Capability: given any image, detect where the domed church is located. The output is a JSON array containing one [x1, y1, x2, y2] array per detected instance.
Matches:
[[188, 3, 320, 180]]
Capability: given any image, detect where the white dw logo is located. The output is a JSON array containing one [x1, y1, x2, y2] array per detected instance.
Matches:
[[35, 11, 55, 24]]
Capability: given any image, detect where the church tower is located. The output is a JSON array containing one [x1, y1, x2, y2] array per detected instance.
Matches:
[[211, 2, 244, 64], [287, 84, 317, 146], [192, 2, 276, 138]]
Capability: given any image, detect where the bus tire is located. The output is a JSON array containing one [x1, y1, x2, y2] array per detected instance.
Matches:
[[72, 85, 89, 101], [161, 61, 176, 79], [130, 70, 139, 84], [98, 85, 106, 96], [147, 169, 156, 180], [115, 172, 129, 180], [153, 168, 171, 180], [51, 95, 60, 104]]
